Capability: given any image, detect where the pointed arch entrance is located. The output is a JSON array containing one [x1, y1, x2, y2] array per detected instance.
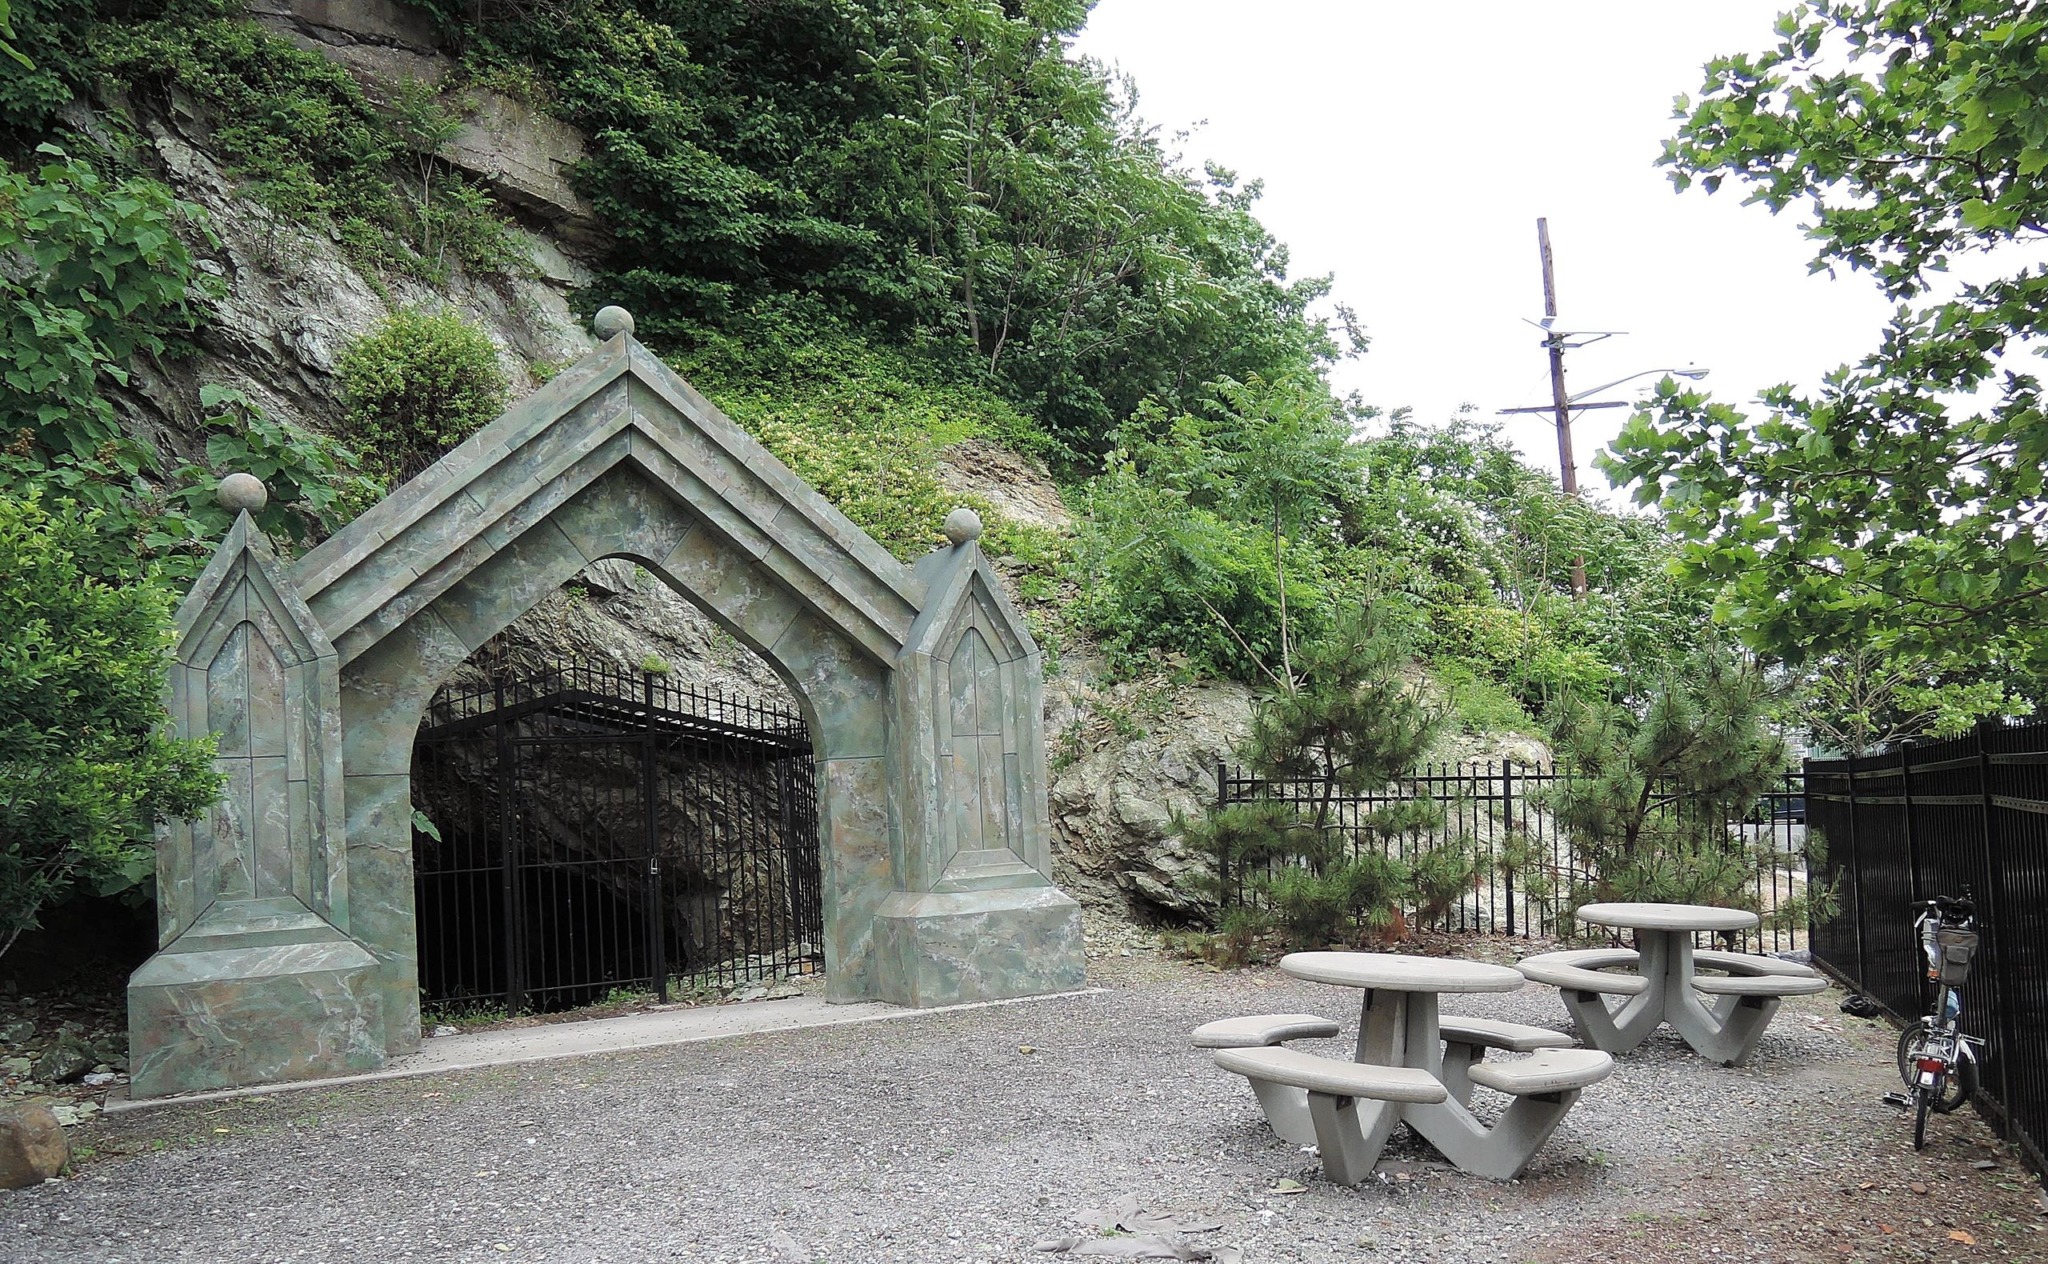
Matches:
[[130, 309, 1084, 1098]]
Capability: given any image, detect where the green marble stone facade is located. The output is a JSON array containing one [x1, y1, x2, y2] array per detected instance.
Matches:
[[131, 309, 1084, 1098]]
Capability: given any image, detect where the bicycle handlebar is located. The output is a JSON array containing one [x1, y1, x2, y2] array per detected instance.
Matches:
[[1913, 890, 1975, 917]]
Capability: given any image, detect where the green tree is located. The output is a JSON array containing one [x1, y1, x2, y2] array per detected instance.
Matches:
[[1789, 646, 2024, 756], [0, 491, 221, 958], [1604, 0, 2048, 686], [1181, 604, 1464, 949], [1072, 372, 1364, 682], [1545, 649, 1810, 926]]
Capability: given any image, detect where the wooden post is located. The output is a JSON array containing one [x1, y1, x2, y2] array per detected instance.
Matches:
[[1538, 218, 1590, 599]]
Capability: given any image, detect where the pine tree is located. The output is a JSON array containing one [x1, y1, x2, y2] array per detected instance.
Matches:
[[1183, 604, 1471, 950], [1545, 648, 1811, 925]]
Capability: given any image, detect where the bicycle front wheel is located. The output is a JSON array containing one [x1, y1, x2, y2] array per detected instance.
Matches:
[[1897, 1020, 1929, 1089]]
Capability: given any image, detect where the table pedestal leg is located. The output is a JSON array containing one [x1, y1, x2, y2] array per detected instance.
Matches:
[[1404, 1090, 1587, 1181], [1557, 939, 1668, 1053], [1660, 935, 1780, 1065], [1306, 1091, 1402, 1186]]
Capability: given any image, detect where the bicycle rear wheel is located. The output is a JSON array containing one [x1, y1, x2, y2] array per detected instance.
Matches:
[[1913, 1085, 1932, 1150], [1933, 1046, 1978, 1115], [1897, 1021, 1974, 1113]]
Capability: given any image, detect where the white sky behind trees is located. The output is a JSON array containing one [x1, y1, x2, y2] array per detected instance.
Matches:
[[1070, 0, 1894, 502]]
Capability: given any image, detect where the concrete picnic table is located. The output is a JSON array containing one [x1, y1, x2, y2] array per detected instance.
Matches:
[[1516, 902, 1826, 1065], [1234, 951, 1611, 1180]]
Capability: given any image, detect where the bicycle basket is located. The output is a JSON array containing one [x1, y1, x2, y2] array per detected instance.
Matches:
[[1935, 927, 1980, 985]]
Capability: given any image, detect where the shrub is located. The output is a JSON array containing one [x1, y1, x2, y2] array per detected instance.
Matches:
[[338, 307, 509, 477], [0, 490, 222, 958]]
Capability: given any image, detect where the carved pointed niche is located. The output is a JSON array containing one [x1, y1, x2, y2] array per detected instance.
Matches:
[[162, 512, 348, 944], [909, 542, 1050, 893]]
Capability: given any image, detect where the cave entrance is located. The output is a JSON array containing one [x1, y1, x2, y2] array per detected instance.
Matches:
[[409, 659, 822, 1015]]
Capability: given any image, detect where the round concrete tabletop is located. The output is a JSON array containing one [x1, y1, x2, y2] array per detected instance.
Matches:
[[1576, 902, 1760, 932], [1279, 951, 1526, 993]]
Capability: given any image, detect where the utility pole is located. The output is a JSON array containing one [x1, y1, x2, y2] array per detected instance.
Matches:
[[1502, 224, 1705, 604], [1537, 217, 1589, 599]]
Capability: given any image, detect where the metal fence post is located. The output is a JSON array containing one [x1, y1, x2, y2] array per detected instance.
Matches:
[[1215, 760, 1231, 909], [1502, 761, 1518, 938], [1974, 719, 2017, 1138], [494, 675, 524, 1015], [1845, 751, 1866, 989], [1900, 740, 1921, 905]]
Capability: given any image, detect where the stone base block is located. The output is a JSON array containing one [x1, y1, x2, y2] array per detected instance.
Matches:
[[871, 885, 1085, 1008], [128, 927, 386, 1099]]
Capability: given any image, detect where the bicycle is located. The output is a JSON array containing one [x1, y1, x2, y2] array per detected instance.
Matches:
[[1894, 890, 1986, 1151]]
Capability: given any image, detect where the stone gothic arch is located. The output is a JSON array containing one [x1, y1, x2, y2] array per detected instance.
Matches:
[[130, 309, 1084, 1098]]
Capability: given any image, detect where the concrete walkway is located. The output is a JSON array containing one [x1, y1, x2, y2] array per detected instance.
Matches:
[[105, 988, 1103, 1114]]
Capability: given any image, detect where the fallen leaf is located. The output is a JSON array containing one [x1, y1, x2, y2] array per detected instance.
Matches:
[[1911, 1181, 1930, 1194], [211, 1128, 230, 1135], [1878, 1224, 1894, 1235], [1949, 1230, 1976, 1244], [1858, 1181, 1876, 1190], [1268, 1178, 1307, 1195], [1020, 1045, 1037, 1055]]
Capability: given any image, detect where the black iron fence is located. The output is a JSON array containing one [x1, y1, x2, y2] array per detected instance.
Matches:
[[411, 662, 822, 1015], [1216, 761, 1808, 952], [1806, 721, 2048, 1173]]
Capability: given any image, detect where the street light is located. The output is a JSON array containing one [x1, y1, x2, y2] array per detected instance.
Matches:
[[1566, 366, 1709, 405], [1495, 364, 1711, 598], [1498, 366, 1710, 415]]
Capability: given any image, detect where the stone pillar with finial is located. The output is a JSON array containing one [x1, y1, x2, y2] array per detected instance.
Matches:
[[127, 475, 384, 1098], [874, 503, 1083, 1005]]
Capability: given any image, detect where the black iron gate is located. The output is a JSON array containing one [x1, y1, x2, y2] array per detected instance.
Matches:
[[410, 662, 822, 1014]]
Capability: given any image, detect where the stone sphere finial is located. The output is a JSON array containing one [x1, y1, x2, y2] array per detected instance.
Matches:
[[593, 305, 635, 339], [943, 507, 983, 546], [217, 472, 269, 514]]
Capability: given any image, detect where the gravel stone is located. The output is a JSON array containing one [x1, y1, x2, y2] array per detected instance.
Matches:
[[3, 959, 2040, 1263]]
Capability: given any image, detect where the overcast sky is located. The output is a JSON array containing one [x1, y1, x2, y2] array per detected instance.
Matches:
[[1070, 1, 1895, 499]]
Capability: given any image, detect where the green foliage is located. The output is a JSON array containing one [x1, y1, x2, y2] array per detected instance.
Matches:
[[0, 146, 225, 579], [94, 2, 399, 223], [0, 490, 221, 958], [1606, 0, 2048, 687], [676, 331, 1043, 562], [1077, 395, 1712, 704], [1071, 373, 1362, 682], [168, 385, 383, 545], [443, 0, 1347, 456], [1544, 648, 1817, 926], [1788, 647, 2029, 757], [1178, 605, 1474, 949], [0, 0, 96, 139], [84, 1, 519, 281], [338, 307, 509, 477]]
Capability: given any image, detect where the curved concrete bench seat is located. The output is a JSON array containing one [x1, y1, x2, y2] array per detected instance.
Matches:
[[1437, 1014, 1580, 1106], [1438, 1015, 1577, 1052], [1514, 949, 1650, 996], [1692, 950, 1819, 979], [1213, 1047, 1455, 1186], [1192, 1013, 1343, 1143], [1190, 1013, 1342, 1049], [1692, 973, 1829, 997], [1466, 1048, 1614, 1097], [1212, 1047, 1448, 1104]]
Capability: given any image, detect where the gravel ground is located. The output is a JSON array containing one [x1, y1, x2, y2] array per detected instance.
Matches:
[[5, 951, 2043, 1264]]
